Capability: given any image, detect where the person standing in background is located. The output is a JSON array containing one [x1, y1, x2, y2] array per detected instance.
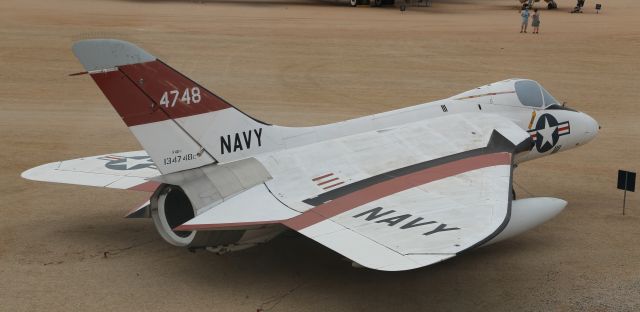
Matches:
[[520, 7, 530, 33], [531, 9, 541, 34]]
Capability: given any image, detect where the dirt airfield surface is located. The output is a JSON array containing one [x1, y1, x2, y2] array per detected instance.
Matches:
[[1, 0, 639, 310]]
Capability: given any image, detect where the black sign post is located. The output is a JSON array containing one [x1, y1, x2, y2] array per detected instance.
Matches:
[[617, 170, 636, 215]]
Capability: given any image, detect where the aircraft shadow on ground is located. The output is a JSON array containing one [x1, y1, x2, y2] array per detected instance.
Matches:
[[54, 210, 546, 275], [47, 211, 554, 309]]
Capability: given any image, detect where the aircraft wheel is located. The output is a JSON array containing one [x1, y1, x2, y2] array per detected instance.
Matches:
[[374, 0, 382, 6], [350, 0, 357, 7], [548, 1, 557, 9]]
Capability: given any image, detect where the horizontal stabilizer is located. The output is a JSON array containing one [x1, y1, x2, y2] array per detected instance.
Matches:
[[21, 151, 160, 192], [175, 184, 299, 231]]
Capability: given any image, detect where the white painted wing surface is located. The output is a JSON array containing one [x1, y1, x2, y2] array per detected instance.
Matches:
[[21, 151, 161, 191], [257, 113, 530, 271], [288, 161, 512, 271]]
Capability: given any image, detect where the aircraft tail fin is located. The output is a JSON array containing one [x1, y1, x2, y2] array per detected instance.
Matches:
[[73, 39, 272, 174]]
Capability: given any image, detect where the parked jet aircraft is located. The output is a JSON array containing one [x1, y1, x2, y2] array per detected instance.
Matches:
[[519, 0, 559, 10], [351, 0, 560, 9], [22, 40, 598, 271]]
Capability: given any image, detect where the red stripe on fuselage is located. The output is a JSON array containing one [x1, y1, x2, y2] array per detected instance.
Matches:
[[283, 152, 512, 231]]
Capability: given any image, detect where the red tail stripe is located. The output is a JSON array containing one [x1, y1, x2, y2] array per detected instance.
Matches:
[[91, 70, 169, 127], [90, 60, 232, 127]]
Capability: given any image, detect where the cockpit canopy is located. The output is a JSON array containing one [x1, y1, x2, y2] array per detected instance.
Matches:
[[514, 80, 560, 108]]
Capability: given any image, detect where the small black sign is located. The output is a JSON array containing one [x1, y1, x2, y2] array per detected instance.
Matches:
[[617, 170, 636, 192]]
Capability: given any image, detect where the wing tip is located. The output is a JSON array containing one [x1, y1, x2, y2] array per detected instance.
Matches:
[[20, 162, 61, 182]]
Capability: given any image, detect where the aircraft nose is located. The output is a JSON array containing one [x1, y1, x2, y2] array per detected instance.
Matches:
[[579, 112, 599, 144]]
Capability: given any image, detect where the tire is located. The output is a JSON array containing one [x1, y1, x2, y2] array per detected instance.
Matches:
[[374, 0, 382, 6], [548, 1, 557, 9], [350, 0, 357, 7]]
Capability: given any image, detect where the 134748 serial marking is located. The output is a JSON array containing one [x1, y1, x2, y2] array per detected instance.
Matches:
[[163, 153, 198, 165]]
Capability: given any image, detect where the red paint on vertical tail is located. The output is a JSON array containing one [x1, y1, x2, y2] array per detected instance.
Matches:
[[90, 60, 233, 127]]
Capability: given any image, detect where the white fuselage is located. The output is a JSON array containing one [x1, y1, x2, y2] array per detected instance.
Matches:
[[258, 78, 598, 166]]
